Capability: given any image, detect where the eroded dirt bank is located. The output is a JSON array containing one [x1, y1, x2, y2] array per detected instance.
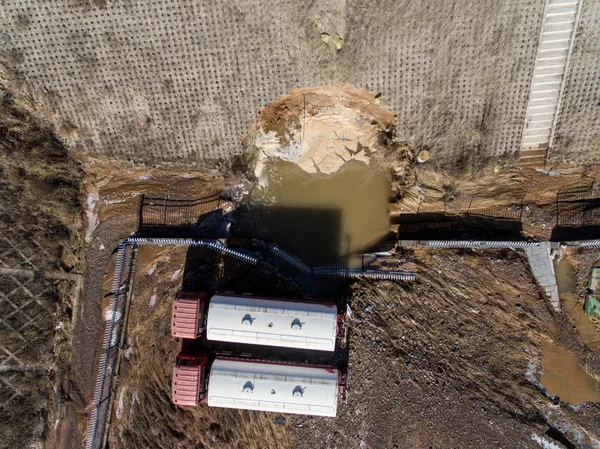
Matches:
[[0, 90, 84, 449]]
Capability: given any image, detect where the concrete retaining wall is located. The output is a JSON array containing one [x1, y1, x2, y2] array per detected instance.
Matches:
[[3, 0, 598, 167]]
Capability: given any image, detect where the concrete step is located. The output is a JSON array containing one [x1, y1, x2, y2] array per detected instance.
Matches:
[[530, 89, 560, 100], [545, 15, 575, 25], [522, 136, 551, 145], [529, 89, 558, 102], [522, 134, 550, 145], [533, 66, 565, 77], [526, 103, 557, 114], [528, 97, 559, 108], [520, 148, 548, 157], [550, 0, 577, 6], [527, 112, 556, 122], [532, 74, 563, 84], [536, 55, 568, 66], [519, 159, 546, 168], [544, 21, 575, 33], [532, 73, 563, 84], [523, 128, 551, 138], [520, 160, 547, 168], [538, 48, 569, 59], [539, 39, 570, 51], [520, 145, 548, 154], [531, 80, 562, 91], [546, 4, 578, 15], [526, 119, 555, 129], [541, 30, 573, 41], [520, 156, 547, 164]]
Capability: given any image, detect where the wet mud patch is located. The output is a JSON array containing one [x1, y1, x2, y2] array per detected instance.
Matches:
[[540, 340, 600, 404]]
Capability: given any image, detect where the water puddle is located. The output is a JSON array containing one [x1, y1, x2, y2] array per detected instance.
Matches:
[[242, 160, 390, 265], [540, 340, 600, 404], [554, 257, 600, 349]]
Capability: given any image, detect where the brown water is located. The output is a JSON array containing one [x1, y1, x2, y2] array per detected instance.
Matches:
[[540, 340, 600, 404], [554, 257, 600, 349], [248, 160, 391, 265]]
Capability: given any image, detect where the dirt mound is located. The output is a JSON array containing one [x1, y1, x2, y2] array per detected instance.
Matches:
[[246, 86, 399, 184]]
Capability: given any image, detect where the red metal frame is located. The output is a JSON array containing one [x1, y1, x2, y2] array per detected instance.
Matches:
[[176, 353, 209, 365], [214, 355, 339, 373], [172, 354, 209, 406], [171, 291, 207, 339], [337, 373, 348, 402]]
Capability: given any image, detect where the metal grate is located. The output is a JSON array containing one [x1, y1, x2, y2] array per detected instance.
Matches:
[[138, 191, 222, 230], [86, 243, 136, 449], [556, 183, 600, 226]]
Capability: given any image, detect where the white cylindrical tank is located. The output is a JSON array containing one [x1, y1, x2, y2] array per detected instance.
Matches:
[[207, 358, 340, 417], [206, 294, 338, 351]]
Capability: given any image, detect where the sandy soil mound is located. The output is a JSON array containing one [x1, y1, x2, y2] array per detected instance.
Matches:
[[246, 86, 397, 184]]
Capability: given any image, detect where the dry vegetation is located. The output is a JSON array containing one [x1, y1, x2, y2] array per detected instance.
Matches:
[[0, 90, 84, 449], [108, 245, 294, 449]]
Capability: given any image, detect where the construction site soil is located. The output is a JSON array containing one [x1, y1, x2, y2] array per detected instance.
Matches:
[[2, 89, 600, 449], [104, 244, 600, 449], [62, 163, 597, 449]]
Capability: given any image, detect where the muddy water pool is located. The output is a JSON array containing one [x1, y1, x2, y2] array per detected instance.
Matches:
[[243, 160, 390, 265], [541, 340, 600, 404]]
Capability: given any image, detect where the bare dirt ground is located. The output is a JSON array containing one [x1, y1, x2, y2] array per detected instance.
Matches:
[[293, 249, 600, 449], [392, 165, 600, 241], [106, 243, 600, 449]]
